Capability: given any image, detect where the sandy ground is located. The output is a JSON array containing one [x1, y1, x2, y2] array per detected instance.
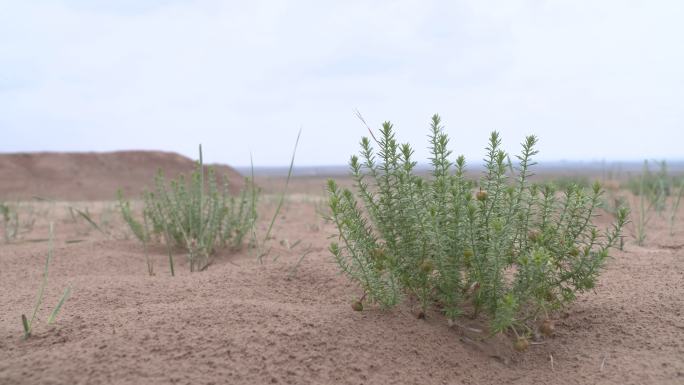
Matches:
[[1, 175, 683, 384]]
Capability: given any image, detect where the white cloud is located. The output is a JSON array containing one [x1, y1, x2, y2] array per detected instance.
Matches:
[[1, 0, 683, 166]]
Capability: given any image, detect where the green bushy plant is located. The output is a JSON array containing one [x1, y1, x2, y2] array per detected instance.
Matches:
[[118, 145, 258, 272], [327, 115, 627, 343]]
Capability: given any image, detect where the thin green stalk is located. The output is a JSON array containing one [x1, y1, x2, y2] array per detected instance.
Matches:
[[249, 152, 259, 255], [198, 143, 204, 258], [143, 215, 153, 276], [166, 232, 175, 277], [47, 287, 72, 324], [23, 223, 55, 337], [670, 180, 684, 236], [73, 207, 107, 235], [258, 128, 301, 263], [288, 245, 314, 278], [22, 223, 71, 338]]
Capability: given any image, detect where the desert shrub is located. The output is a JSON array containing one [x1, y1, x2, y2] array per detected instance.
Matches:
[[327, 115, 627, 343], [118, 146, 258, 272]]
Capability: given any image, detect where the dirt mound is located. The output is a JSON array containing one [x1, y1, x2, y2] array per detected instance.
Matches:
[[0, 151, 245, 201]]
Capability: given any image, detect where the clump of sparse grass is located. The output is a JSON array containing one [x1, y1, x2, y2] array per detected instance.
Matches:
[[118, 145, 258, 273], [624, 160, 681, 217], [21, 223, 71, 338], [633, 162, 654, 245], [1, 202, 20, 242], [0, 202, 37, 242], [623, 160, 684, 245], [547, 175, 592, 191], [327, 114, 627, 348]]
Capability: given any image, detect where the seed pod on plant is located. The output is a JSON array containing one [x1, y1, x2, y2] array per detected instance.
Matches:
[[569, 247, 579, 257], [370, 247, 385, 260], [351, 300, 363, 312], [514, 337, 529, 352], [540, 319, 555, 337], [544, 290, 556, 302], [476, 190, 488, 202], [464, 281, 480, 295]]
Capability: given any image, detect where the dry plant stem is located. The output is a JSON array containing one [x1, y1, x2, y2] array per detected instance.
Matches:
[[165, 231, 175, 277], [142, 215, 153, 276], [257, 129, 301, 263], [73, 207, 107, 236], [669, 181, 683, 236], [635, 161, 654, 246], [249, 153, 259, 254], [600, 353, 608, 372], [288, 245, 314, 278]]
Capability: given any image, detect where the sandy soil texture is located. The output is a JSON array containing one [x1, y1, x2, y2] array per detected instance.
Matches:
[[0, 155, 683, 385]]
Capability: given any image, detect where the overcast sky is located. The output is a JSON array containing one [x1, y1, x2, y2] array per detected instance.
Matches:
[[1, 0, 683, 167]]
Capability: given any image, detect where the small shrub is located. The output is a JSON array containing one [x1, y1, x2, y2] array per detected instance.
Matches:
[[1, 202, 20, 242], [118, 145, 258, 272], [624, 160, 681, 216], [327, 115, 627, 341]]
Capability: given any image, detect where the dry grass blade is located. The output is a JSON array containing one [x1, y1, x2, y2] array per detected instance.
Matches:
[[354, 109, 378, 144], [73, 207, 107, 235], [258, 128, 301, 263], [47, 286, 72, 324], [23, 223, 55, 337]]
